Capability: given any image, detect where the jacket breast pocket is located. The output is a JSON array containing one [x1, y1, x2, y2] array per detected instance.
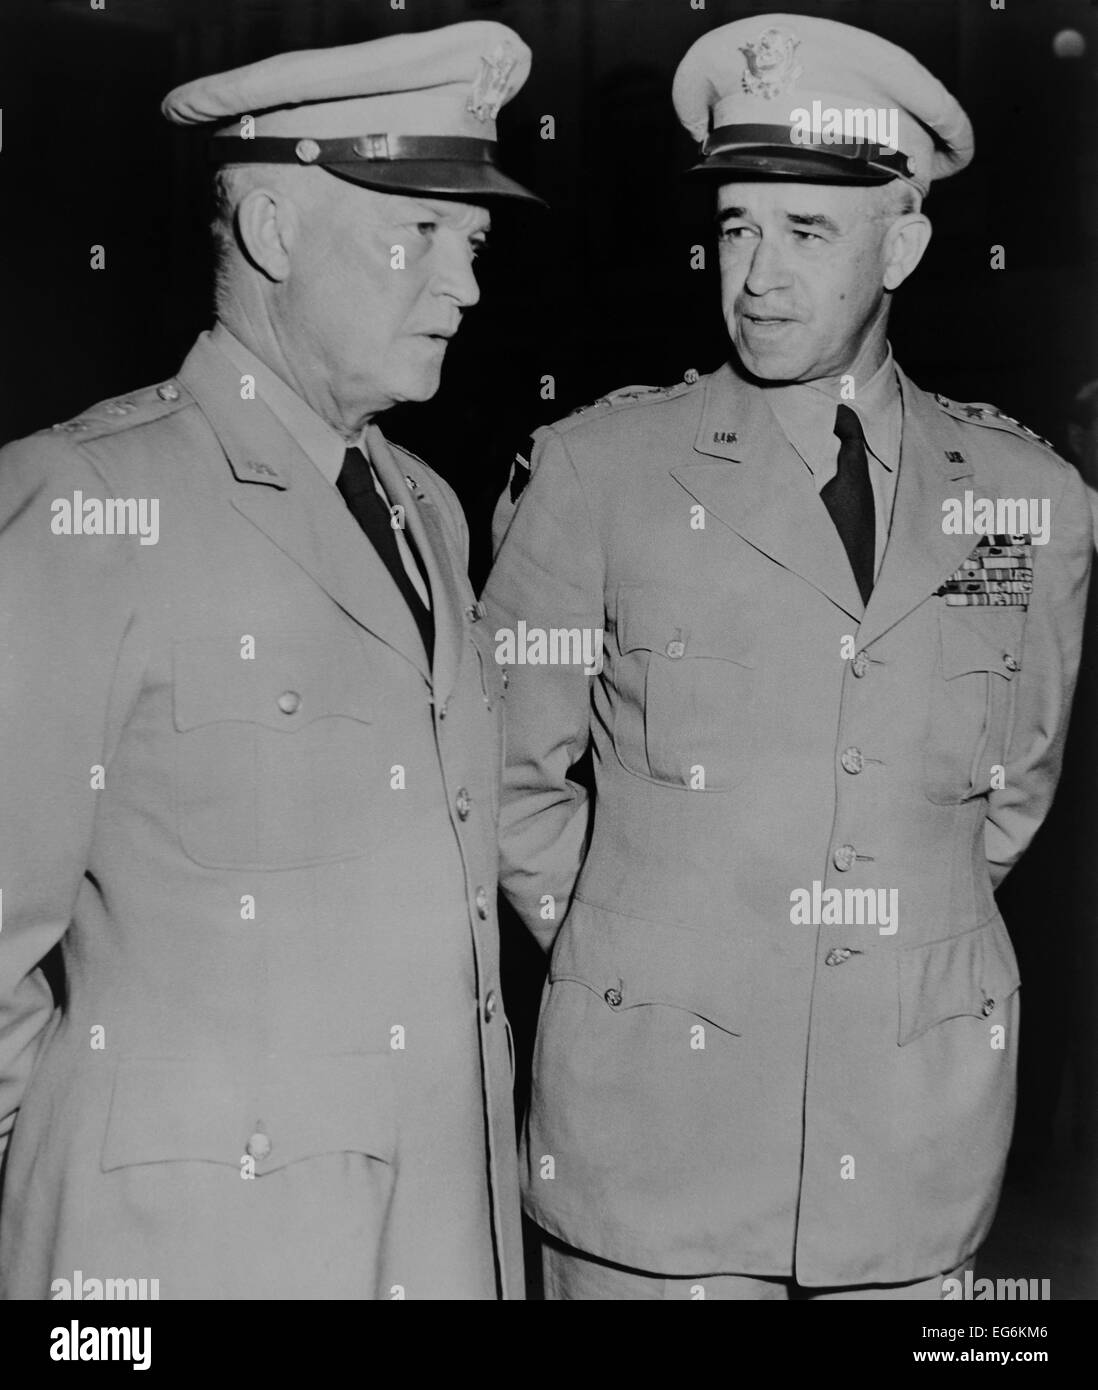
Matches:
[[610, 585, 757, 790], [922, 608, 1023, 805], [172, 635, 375, 869]]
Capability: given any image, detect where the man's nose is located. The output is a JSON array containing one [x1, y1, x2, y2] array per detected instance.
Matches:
[[743, 238, 792, 296], [431, 233, 481, 310]]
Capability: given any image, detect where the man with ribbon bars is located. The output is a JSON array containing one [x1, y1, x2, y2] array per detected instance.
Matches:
[[485, 14, 1091, 1299]]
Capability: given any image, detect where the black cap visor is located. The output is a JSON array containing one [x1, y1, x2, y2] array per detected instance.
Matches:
[[323, 158, 545, 205]]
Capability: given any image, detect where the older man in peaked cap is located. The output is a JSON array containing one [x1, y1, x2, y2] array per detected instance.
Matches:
[[0, 21, 539, 1299], [486, 14, 1090, 1299]]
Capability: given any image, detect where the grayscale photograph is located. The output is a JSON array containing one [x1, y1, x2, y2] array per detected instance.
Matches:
[[0, 0, 1094, 1357]]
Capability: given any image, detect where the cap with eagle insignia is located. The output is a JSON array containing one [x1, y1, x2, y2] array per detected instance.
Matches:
[[672, 13, 973, 194], [162, 21, 543, 205]]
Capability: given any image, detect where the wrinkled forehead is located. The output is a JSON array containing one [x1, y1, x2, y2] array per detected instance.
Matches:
[[715, 178, 871, 220], [324, 176, 492, 230]]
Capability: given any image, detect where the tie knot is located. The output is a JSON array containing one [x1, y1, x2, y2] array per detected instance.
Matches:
[[834, 403, 864, 443]]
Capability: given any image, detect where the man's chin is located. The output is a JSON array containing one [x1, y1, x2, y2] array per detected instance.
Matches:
[[386, 368, 445, 409], [736, 355, 806, 384], [732, 340, 813, 385]]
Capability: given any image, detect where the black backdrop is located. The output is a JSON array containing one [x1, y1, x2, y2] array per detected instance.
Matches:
[[1, 0, 1095, 1294]]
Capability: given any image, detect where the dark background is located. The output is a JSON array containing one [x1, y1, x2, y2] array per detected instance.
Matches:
[[1, 0, 1095, 1295]]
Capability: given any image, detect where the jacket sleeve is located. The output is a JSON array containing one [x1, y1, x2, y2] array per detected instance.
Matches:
[[482, 429, 604, 953], [0, 438, 136, 1165], [986, 462, 1092, 888]]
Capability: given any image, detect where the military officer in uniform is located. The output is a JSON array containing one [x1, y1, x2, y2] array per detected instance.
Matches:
[[0, 22, 539, 1299], [485, 15, 1091, 1299]]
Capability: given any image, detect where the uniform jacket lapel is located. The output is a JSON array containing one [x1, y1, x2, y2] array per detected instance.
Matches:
[[856, 369, 977, 647], [365, 424, 465, 707], [671, 364, 865, 621], [178, 332, 430, 681]]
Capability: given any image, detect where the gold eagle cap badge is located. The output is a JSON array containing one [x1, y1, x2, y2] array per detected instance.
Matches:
[[467, 43, 519, 122], [740, 27, 803, 100]]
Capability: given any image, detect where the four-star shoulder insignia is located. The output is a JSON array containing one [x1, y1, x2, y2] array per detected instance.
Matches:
[[42, 381, 190, 441], [933, 392, 1057, 452], [566, 369, 704, 420], [506, 370, 708, 502]]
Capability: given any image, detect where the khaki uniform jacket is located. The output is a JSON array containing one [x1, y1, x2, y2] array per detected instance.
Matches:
[[0, 332, 521, 1300], [483, 362, 1091, 1287]]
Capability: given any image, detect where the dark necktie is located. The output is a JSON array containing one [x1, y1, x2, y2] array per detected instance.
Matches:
[[336, 447, 434, 659], [823, 404, 876, 605]]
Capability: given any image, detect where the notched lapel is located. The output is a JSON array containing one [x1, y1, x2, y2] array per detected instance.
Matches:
[[671, 366, 865, 620], [366, 425, 466, 706], [179, 333, 430, 680], [856, 372, 978, 648]]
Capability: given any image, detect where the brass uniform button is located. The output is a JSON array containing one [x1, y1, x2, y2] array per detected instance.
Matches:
[[246, 1131, 272, 1161]]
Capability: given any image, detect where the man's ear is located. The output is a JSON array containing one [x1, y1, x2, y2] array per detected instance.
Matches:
[[882, 212, 932, 292], [234, 185, 297, 283]]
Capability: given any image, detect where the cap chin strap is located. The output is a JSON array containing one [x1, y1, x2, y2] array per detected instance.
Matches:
[[701, 123, 915, 179], [207, 133, 498, 166]]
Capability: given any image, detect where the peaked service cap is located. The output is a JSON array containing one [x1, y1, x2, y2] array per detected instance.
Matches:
[[162, 21, 543, 204], [672, 14, 973, 194]]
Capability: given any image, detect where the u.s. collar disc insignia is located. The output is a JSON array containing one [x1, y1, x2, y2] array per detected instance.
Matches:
[[467, 43, 519, 122], [740, 27, 803, 100]]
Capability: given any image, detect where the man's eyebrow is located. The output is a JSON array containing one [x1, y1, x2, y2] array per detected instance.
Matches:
[[715, 206, 752, 226], [714, 207, 842, 234], [786, 211, 841, 234]]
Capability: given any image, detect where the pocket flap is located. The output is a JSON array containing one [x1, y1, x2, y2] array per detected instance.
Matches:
[[173, 636, 373, 732], [938, 609, 1022, 681], [897, 916, 1020, 1046], [550, 901, 746, 1036], [616, 585, 755, 666], [101, 1053, 395, 1173]]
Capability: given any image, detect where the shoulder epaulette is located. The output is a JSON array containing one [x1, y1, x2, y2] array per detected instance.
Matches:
[[504, 371, 707, 505], [933, 393, 1058, 453], [38, 380, 190, 442], [564, 368, 704, 421]]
